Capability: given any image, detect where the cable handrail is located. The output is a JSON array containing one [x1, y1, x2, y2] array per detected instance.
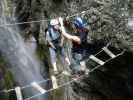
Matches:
[[0, 72, 63, 93], [0, 9, 91, 27]]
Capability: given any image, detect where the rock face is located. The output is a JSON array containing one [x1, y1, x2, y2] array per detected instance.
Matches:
[[1, 0, 133, 100], [12, 0, 133, 50]]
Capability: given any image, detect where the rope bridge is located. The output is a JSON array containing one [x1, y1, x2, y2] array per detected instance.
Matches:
[[0, 43, 125, 100]]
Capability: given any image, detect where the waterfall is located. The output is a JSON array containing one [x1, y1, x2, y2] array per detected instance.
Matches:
[[0, 0, 48, 100], [127, 18, 133, 31]]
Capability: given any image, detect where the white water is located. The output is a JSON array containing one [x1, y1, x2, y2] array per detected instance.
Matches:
[[127, 18, 133, 31], [0, 0, 48, 100]]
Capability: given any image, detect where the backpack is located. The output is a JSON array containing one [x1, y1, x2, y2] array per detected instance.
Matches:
[[48, 26, 61, 48]]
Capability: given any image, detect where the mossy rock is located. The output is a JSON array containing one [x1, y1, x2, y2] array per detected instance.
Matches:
[[0, 56, 15, 100]]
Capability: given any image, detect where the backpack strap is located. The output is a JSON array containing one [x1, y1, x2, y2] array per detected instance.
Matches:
[[48, 27, 61, 41], [48, 27, 53, 41]]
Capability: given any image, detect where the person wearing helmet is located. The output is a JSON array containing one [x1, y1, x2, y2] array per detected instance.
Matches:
[[45, 19, 70, 75], [59, 16, 89, 75]]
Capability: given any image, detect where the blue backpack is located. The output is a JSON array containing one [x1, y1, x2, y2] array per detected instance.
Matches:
[[48, 26, 61, 48]]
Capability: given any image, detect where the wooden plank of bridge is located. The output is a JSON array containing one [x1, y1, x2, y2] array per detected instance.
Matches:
[[15, 87, 23, 100], [102, 47, 116, 58], [89, 55, 105, 65], [51, 75, 58, 89], [31, 82, 47, 94]]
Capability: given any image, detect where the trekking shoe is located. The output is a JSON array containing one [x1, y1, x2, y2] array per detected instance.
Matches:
[[62, 70, 71, 76], [54, 71, 59, 75], [65, 57, 71, 66], [85, 69, 90, 75], [69, 64, 73, 70], [72, 74, 81, 81], [77, 70, 85, 75], [71, 74, 76, 79]]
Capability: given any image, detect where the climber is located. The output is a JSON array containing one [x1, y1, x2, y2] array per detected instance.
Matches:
[[59, 16, 89, 75], [45, 19, 70, 75]]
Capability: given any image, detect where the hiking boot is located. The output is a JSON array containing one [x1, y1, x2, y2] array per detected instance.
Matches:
[[54, 71, 59, 75], [85, 69, 90, 75], [72, 74, 80, 80], [62, 70, 71, 76], [77, 70, 85, 75]]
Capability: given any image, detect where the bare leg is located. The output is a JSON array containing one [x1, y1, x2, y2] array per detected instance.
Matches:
[[61, 47, 71, 66], [49, 47, 58, 72]]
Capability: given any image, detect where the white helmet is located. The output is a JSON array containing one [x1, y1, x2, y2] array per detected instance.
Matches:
[[50, 19, 59, 26]]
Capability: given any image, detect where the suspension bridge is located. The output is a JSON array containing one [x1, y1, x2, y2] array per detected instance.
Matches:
[[0, 43, 125, 100]]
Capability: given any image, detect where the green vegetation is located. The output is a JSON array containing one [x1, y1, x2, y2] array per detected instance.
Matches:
[[0, 57, 14, 88], [0, 56, 15, 100]]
